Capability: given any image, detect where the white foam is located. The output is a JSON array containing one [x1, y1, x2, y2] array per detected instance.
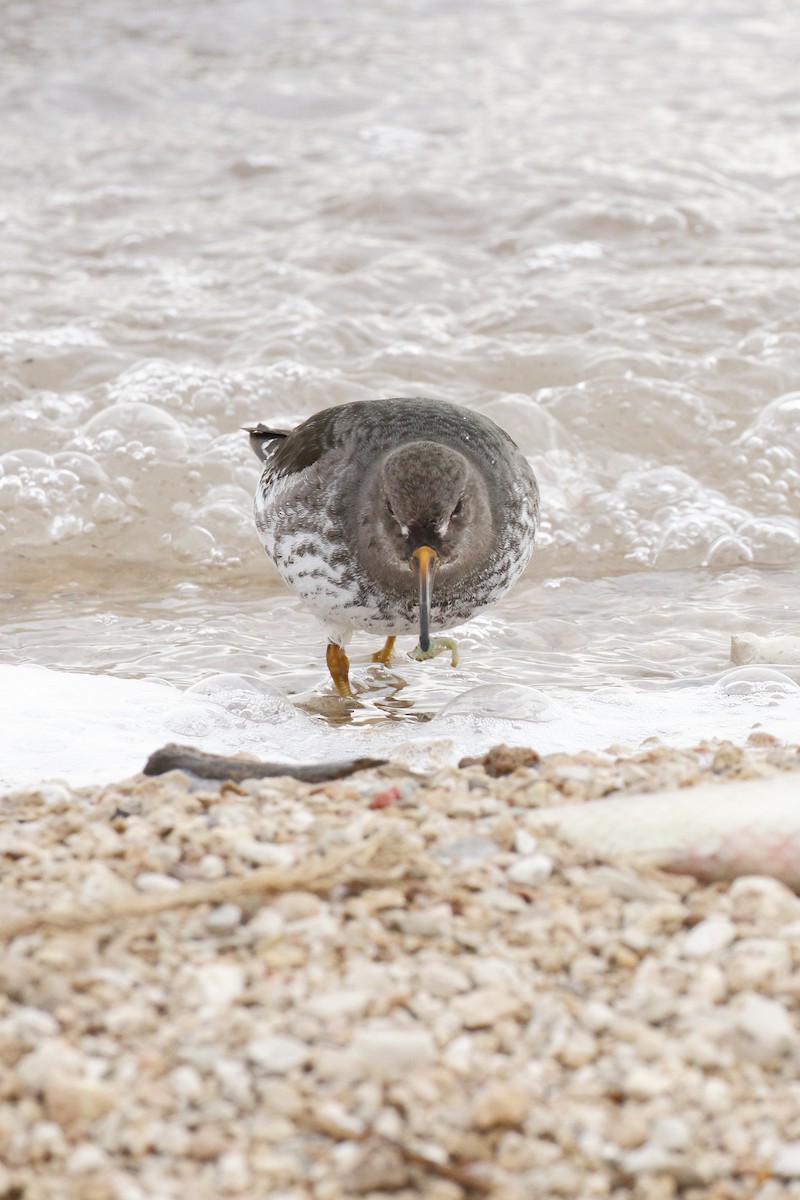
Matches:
[[2, 665, 798, 791]]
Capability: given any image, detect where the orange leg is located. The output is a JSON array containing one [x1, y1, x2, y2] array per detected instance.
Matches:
[[326, 642, 353, 698], [370, 635, 397, 666]]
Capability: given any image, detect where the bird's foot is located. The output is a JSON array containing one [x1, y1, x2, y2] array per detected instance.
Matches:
[[326, 642, 355, 698], [408, 636, 459, 668], [370, 635, 397, 666]]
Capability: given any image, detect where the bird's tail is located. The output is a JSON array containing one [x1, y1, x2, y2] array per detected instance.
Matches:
[[242, 423, 289, 463]]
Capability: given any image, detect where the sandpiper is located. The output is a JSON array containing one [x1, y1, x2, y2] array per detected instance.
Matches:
[[246, 397, 539, 697]]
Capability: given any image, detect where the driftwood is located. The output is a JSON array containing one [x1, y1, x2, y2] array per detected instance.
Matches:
[[143, 742, 386, 783], [0, 831, 437, 943], [298, 1111, 492, 1194]]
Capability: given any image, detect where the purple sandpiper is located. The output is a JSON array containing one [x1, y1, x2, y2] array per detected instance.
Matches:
[[245, 397, 539, 697]]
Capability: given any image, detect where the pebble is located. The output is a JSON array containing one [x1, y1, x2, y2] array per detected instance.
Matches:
[[135, 872, 181, 892], [681, 915, 736, 957], [470, 1080, 530, 1130], [507, 853, 554, 887], [6, 736, 800, 1200], [774, 1142, 800, 1178], [418, 962, 470, 998], [65, 1144, 110, 1174], [246, 1035, 309, 1074], [205, 903, 243, 933], [347, 1027, 436, 1079], [454, 987, 525, 1028], [726, 994, 798, 1065], [44, 1075, 117, 1126]]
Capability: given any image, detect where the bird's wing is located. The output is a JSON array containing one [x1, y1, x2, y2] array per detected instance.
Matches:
[[255, 406, 348, 480], [242, 423, 290, 464]]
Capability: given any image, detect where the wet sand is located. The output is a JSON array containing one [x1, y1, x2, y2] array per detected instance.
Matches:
[[2, 740, 800, 1199]]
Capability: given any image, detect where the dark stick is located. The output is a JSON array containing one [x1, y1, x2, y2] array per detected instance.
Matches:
[[143, 743, 386, 784]]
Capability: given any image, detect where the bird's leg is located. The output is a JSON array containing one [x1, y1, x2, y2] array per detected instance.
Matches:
[[370, 635, 396, 666], [326, 642, 354, 698]]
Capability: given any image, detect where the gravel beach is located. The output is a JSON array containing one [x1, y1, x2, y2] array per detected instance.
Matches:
[[3, 738, 800, 1200]]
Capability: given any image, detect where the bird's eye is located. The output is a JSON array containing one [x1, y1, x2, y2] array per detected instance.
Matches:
[[452, 498, 464, 518], [385, 500, 395, 519]]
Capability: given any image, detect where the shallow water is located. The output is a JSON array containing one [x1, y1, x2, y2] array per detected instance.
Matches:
[[2, 0, 799, 784]]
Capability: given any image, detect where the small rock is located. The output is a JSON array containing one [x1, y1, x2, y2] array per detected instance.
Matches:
[[514, 828, 538, 855], [217, 1149, 251, 1192], [400, 903, 454, 936], [196, 853, 226, 879], [247, 908, 285, 942], [188, 1126, 228, 1161], [581, 1001, 614, 1032], [454, 987, 525, 1029], [188, 962, 245, 1009], [17, 1039, 84, 1092], [555, 1030, 597, 1068], [622, 1066, 672, 1099], [45, 1075, 116, 1127], [774, 1142, 800, 1178], [470, 1080, 529, 1130], [235, 839, 296, 868], [169, 1064, 204, 1102], [340, 1136, 411, 1193], [418, 962, 470, 998], [650, 1115, 691, 1152], [66, 1143, 110, 1174], [726, 993, 798, 1065], [247, 1035, 309, 1074], [507, 853, 553, 887], [681, 916, 736, 958], [348, 1026, 436, 1079], [135, 871, 181, 892], [206, 903, 243, 933], [304, 989, 371, 1021], [78, 864, 134, 908], [728, 875, 800, 921], [435, 836, 499, 862]]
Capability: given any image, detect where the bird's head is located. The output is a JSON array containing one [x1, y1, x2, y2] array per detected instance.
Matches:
[[362, 441, 492, 650]]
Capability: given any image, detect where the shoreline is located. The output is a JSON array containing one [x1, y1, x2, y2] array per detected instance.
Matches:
[[3, 739, 800, 1198]]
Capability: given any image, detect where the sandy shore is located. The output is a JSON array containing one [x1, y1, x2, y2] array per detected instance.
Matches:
[[3, 739, 800, 1199]]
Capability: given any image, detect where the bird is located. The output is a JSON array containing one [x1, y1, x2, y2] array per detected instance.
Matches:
[[245, 397, 539, 698]]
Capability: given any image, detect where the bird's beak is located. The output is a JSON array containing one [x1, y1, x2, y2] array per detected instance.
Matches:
[[411, 545, 439, 652]]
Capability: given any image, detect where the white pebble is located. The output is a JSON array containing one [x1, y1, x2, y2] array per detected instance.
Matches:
[[247, 908, 285, 942], [304, 989, 371, 1021], [507, 853, 553, 887], [418, 962, 470, 998], [197, 853, 226, 879], [216, 1149, 251, 1192], [348, 1026, 436, 1079], [727, 993, 798, 1064], [247, 1035, 309, 1074], [189, 962, 244, 1009], [774, 1142, 800, 1178], [235, 839, 296, 868], [582, 1001, 615, 1032], [682, 916, 736, 958], [169, 1064, 204, 1102], [135, 871, 181, 892], [66, 1143, 109, 1174], [514, 829, 538, 855], [650, 1115, 691, 1152], [18, 1040, 84, 1092], [206, 904, 243, 933]]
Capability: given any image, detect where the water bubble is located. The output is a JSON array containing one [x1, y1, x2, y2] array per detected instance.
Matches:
[[715, 667, 800, 698], [439, 683, 562, 722]]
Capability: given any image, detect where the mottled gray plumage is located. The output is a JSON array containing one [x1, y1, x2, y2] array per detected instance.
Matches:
[[247, 397, 538, 682]]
